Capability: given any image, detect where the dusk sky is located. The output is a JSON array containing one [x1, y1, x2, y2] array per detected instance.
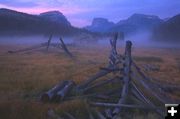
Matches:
[[0, 0, 180, 27]]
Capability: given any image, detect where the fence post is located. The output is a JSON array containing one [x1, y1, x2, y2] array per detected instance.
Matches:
[[113, 41, 132, 115], [109, 32, 118, 67], [46, 34, 53, 51]]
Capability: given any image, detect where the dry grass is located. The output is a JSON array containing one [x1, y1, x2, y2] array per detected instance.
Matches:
[[0, 44, 180, 119]]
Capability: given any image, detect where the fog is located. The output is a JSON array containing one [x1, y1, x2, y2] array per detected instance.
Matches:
[[0, 32, 179, 49], [98, 31, 180, 49], [0, 35, 74, 45]]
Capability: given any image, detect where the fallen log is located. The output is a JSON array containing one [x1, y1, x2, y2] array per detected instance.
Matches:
[[8, 42, 47, 54], [41, 81, 69, 102], [53, 80, 75, 102]]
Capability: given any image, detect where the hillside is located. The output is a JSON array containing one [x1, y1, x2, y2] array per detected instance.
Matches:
[[0, 8, 81, 36], [152, 14, 180, 42]]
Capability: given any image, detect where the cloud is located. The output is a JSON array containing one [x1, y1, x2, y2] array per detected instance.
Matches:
[[0, 0, 38, 8]]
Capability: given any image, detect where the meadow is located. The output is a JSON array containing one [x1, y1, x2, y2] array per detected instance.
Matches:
[[0, 42, 180, 119]]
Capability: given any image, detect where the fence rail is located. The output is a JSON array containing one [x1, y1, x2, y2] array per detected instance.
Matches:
[[41, 33, 180, 119]]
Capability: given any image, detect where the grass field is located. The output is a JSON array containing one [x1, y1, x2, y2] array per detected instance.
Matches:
[[0, 43, 180, 119]]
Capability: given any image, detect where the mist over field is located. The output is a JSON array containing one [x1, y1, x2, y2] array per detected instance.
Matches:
[[0, 31, 179, 49], [0, 1, 180, 119]]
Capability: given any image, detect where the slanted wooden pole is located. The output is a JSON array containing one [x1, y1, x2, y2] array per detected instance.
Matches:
[[83, 77, 122, 92], [76, 69, 113, 90], [109, 32, 118, 67], [46, 34, 53, 51], [59, 37, 73, 57], [113, 41, 132, 115]]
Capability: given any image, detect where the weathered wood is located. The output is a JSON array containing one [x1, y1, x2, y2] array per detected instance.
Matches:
[[131, 72, 174, 104], [41, 81, 68, 102], [130, 82, 165, 117], [132, 61, 180, 91], [53, 80, 75, 102], [99, 67, 123, 72], [8, 43, 47, 54], [46, 34, 53, 51], [113, 41, 132, 115], [59, 37, 73, 57], [83, 77, 122, 92], [77, 69, 113, 90], [109, 32, 118, 67]]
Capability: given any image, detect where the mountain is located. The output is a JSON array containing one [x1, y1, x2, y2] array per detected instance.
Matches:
[[84, 18, 115, 33], [39, 11, 71, 26], [110, 14, 163, 35], [152, 14, 180, 42], [0, 8, 79, 36], [85, 14, 163, 36]]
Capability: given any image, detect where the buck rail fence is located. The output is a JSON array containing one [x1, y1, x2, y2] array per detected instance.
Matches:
[[7, 34, 73, 58], [40, 34, 180, 119]]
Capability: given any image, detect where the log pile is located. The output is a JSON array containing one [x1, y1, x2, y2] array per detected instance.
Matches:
[[40, 34, 180, 119]]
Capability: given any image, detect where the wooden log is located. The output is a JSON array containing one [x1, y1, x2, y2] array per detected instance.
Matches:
[[83, 77, 122, 92], [132, 61, 180, 91], [99, 67, 123, 72], [131, 72, 174, 104], [41, 81, 68, 102], [132, 62, 180, 91], [77, 69, 113, 90], [53, 80, 75, 102], [46, 34, 53, 51], [59, 37, 73, 57], [130, 82, 165, 117], [8, 42, 47, 54], [113, 41, 132, 115]]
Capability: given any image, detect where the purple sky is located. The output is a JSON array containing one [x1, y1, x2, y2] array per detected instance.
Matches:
[[0, 0, 180, 27]]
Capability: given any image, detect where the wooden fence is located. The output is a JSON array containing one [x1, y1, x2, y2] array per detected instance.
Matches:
[[7, 34, 73, 58], [41, 34, 180, 119]]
